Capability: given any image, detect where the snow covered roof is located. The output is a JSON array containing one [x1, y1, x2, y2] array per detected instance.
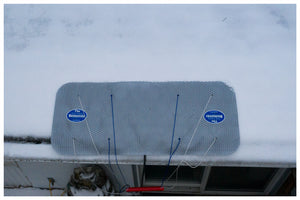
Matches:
[[4, 4, 296, 167]]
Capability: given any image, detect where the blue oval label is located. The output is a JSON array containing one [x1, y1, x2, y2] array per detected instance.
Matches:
[[66, 109, 87, 122], [204, 110, 225, 124]]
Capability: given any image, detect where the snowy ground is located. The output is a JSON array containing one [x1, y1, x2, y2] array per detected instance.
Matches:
[[4, 187, 65, 196], [4, 4, 296, 165], [4, 187, 108, 196]]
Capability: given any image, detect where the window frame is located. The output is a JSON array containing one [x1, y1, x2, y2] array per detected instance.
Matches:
[[133, 165, 289, 195]]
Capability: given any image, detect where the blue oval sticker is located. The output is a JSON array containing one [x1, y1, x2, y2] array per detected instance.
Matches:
[[66, 109, 87, 122], [204, 110, 225, 124]]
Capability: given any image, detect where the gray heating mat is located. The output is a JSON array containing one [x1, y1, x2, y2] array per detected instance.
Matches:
[[51, 82, 240, 157]]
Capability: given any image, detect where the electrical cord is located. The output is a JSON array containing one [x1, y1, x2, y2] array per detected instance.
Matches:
[[141, 155, 146, 187], [108, 138, 113, 171], [163, 94, 214, 188], [164, 137, 217, 191], [110, 94, 130, 192], [78, 95, 101, 155], [161, 137, 181, 186], [107, 137, 128, 193], [160, 94, 180, 187], [182, 137, 217, 168]]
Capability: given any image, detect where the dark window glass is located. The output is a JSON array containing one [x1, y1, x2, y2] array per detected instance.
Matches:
[[206, 167, 278, 192], [145, 165, 204, 184]]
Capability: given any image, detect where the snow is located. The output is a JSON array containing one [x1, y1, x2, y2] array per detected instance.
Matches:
[[4, 5, 296, 165], [4, 187, 65, 196], [4, 143, 295, 168]]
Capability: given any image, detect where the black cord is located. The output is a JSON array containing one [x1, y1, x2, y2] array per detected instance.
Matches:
[[141, 155, 146, 187], [110, 94, 128, 192]]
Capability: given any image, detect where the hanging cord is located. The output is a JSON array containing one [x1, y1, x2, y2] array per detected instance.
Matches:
[[164, 164, 180, 191], [164, 136, 217, 191], [166, 137, 217, 190], [107, 138, 114, 171], [169, 94, 180, 159], [182, 136, 217, 168], [170, 138, 181, 158], [161, 138, 181, 186], [70, 95, 129, 195], [110, 94, 130, 192], [72, 138, 77, 156], [72, 138, 89, 173], [108, 137, 125, 192], [78, 95, 101, 155], [183, 94, 213, 156], [161, 94, 180, 187], [163, 94, 214, 188], [141, 155, 146, 187]]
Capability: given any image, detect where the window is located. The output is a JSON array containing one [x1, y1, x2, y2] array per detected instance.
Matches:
[[206, 166, 278, 192], [136, 165, 291, 195], [145, 165, 204, 185]]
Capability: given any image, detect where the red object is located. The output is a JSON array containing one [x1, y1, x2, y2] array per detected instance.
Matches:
[[126, 186, 164, 192]]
